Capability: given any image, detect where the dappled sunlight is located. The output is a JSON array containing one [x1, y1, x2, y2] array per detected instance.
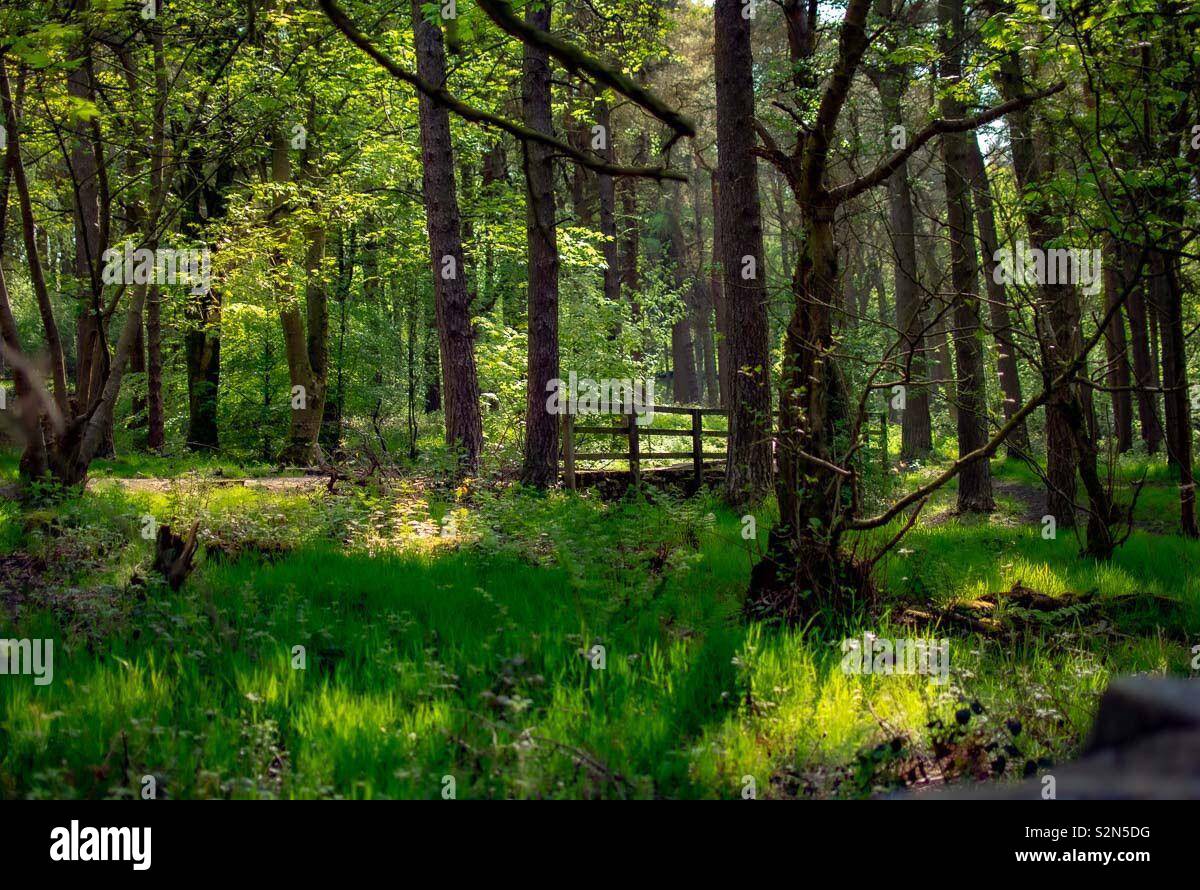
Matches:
[[3, 453, 1198, 798]]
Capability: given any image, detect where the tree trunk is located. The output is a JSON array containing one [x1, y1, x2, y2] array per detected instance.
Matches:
[[690, 163, 720, 405], [917, 213, 959, 426], [129, 310, 147, 428], [619, 131, 645, 361], [666, 181, 700, 404], [422, 297, 440, 412], [714, 0, 773, 505], [1121, 247, 1161, 452], [748, 204, 861, 621], [746, 0, 875, 620], [1100, 238, 1133, 452], [272, 108, 329, 466], [709, 172, 730, 406], [66, 38, 112, 456], [146, 285, 165, 450], [412, 0, 484, 474], [877, 71, 932, 458], [1154, 248, 1197, 535], [596, 99, 620, 308], [938, 0, 992, 513], [995, 45, 1116, 556], [965, 131, 1030, 456], [519, 0, 560, 487], [181, 151, 229, 452]]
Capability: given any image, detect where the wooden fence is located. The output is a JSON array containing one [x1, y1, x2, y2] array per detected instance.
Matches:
[[561, 405, 727, 489], [561, 407, 892, 490]]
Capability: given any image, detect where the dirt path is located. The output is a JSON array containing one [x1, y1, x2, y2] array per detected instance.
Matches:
[[105, 475, 329, 493], [992, 480, 1046, 523]]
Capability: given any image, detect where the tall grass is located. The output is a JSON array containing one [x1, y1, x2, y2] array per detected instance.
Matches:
[[0, 458, 1194, 798]]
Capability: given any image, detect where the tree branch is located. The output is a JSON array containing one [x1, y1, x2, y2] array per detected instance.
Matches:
[[318, 0, 685, 181], [473, 0, 695, 142], [828, 83, 1065, 205], [847, 243, 1145, 531], [802, 0, 873, 194]]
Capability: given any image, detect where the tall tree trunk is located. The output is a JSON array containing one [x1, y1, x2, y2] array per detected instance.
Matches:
[[596, 99, 620, 309], [690, 163, 720, 405], [915, 211, 959, 426], [939, 0, 992, 512], [129, 313, 146, 428], [1155, 248, 1197, 535], [66, 32, 112, 455], [272, 105, 328, 466], [965, 131, 1030, 456], [519, 0, 560, 487], [772, 170, 791, 285], [2, 59, 70, 438], [1121, 240, 1162, 453], [708, 170, 730, 406], [1100, 238, 1133, 452], [876, 69, 932, 458], [181, 150, 228, 452], [412, 0, 484, 474], [714, 0, 773, 504], [747, 0, 875, 620], [619, 131, 645, 361], [146, 285, 164, 450], [995, 43, 1116, 556], [0, 264, 49, 478], [422, 297, 440, 412], [666, 181, 700, 404]]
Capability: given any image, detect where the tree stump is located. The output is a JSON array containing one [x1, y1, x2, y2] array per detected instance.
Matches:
[[153, 521, 200, 590]]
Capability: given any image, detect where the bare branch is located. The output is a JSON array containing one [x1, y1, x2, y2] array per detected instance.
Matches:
[[848, 244, 1144, 532], [318, 0, 685, 181], [473, 0, 695, 142], [829, 83, 1065, 204]]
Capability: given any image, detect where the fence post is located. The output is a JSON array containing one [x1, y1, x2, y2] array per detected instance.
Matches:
[[691, 408, 703, 489], [628, 413, 640, 488], [563, 412, 576, 490]]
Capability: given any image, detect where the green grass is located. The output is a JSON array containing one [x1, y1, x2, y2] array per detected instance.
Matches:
[[0, 453, 1195, 799]]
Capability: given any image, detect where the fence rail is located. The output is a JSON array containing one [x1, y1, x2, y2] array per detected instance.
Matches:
[[561, 405, 725, 489], [561, 405, 892, 490]]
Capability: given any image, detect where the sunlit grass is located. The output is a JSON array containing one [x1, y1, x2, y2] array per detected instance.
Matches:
[[0, 452, 1195, 799]]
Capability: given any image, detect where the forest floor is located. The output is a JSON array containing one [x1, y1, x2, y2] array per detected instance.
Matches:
[[0, 449, 1195, 799]]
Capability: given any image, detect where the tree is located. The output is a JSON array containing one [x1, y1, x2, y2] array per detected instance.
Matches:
[[964, 132, 1030, 457], [745, 0, 1067, 620], [938, 0, 992, 513], [412, 0, 484, 474], [518, 0, 560, 487], [714, 0, 773, 505], [868, 0, 932, 459], [990, 13, 1118, 557]]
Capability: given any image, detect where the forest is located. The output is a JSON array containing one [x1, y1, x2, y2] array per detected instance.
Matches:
[[0, 0, 1197, 802]]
